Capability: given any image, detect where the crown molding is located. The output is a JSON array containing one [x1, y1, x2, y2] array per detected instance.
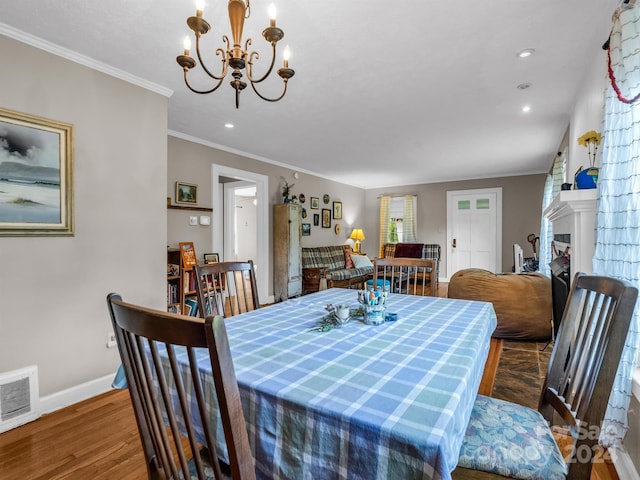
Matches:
[[0, 23, 173, 98]]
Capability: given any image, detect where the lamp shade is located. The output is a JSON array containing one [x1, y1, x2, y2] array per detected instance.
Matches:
[[350, 228, 365, 241]]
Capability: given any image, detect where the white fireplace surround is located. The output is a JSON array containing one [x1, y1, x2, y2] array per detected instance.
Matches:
[[543, 189, 597, 278]]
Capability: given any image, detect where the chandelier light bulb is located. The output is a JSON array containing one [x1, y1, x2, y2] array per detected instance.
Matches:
[[283, 45, 291, 60], [195, 0, 205, 16], [269, 4, 277, 27], [183, 36, 191, 56]]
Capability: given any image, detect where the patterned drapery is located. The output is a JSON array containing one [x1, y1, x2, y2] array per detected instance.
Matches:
[[595, 1, 640, 446]]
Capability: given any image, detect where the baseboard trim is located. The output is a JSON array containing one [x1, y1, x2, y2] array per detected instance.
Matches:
[[611, 445, 640, 480], [39, 372, 117, 415]]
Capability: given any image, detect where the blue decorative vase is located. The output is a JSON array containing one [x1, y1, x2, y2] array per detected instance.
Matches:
[[575, 167, 599, 189]]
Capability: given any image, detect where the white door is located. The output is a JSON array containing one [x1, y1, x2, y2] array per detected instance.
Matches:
[[446, 188, 502, 276]]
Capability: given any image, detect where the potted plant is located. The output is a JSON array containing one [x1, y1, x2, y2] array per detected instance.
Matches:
[[575, 130, 602, 189], [282, 181, 294, 203]]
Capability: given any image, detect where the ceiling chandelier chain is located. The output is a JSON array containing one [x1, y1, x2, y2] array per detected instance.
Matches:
[[176, 0, 294, 108]]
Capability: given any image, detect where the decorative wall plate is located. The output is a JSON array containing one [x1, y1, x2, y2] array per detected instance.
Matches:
[[299, 193, 306, 203], [334, 224, 341, 234], [323, 194, 330, 204]]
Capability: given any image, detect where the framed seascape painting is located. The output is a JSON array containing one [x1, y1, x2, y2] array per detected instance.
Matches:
[[0, 107, 74, 236], [176, 181, 197, 204]]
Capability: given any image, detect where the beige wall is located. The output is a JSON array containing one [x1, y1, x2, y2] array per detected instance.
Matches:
[[0, 37, 168, 397], [167, 135, 367, 298], [363, 174, 547, 279]]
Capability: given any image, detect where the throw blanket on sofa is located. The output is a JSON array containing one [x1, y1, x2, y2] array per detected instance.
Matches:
[[394, 243, 424, 258]]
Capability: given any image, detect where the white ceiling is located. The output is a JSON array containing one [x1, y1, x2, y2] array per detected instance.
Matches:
[[0, 0, 620, 189]]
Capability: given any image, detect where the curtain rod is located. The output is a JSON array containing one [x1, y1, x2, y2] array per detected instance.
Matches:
[[376, 193, 417, 198]]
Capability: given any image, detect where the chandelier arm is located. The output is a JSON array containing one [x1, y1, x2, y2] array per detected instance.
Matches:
[[194, 36, 230, 81], [183, 70, 226, 95], [246, 43, 278, 84], [248, 78, 288, 102]]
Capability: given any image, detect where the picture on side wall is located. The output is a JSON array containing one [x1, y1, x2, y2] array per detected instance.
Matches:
[[302, 223, 311, 236], [333, 201, 342, 220], [204, 253, 219, 264], [0, 107, 74, 236], [176, 181, 197, 204], [311, 197, 319, 209], [313, 213, 319, 226], [322, 208, 331, 228]]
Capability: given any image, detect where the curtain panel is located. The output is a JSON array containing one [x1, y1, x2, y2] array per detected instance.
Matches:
[[594, 1, 640, 447]]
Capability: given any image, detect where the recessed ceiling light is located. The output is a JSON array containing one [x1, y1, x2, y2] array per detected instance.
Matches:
[[522, 105, 531, 113], [224, 123, 234, 128], [518, 48, 535, 58]]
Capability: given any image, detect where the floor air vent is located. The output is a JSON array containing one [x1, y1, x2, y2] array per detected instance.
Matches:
[[0, 366, 39, 433]]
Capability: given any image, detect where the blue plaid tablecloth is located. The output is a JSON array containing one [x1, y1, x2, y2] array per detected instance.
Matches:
[[177, 288, 496, 480]]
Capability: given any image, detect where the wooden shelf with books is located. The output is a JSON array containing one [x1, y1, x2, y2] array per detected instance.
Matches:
[[167, 242, 201, 316]]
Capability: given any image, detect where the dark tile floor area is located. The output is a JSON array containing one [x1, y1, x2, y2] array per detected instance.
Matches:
[[491, 340, 553, 408]]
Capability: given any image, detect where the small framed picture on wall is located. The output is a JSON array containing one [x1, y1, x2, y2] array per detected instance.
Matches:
[[302, 223, 311, 236], [313, 213, 319, 226], [333, 201, 342, 220], [322, 209, 331, 228]]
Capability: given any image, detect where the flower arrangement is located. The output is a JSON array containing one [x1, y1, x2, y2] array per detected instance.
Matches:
[[281, 180, 294, 203], [577, 130, 602, 167]]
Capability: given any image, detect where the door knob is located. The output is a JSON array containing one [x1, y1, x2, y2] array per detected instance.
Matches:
[[452, 239, 457, 248]]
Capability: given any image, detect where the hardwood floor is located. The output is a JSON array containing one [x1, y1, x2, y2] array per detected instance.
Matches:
[[0, 283, 619, 480], [0, 389, 145, 480]]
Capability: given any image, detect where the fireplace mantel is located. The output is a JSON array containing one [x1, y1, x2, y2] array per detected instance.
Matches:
[[544, 189, 597, 279]]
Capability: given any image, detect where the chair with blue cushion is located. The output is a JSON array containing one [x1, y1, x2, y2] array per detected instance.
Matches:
[[107, 293, 256, 480], [453, 273, 638, 479]]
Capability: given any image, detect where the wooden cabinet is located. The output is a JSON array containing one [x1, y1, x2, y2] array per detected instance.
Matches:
[[274, 204, 302, 301], [302, 267, 327, 295]]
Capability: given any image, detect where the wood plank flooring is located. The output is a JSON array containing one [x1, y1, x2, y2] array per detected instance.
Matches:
[[0, 283, 620, 480]]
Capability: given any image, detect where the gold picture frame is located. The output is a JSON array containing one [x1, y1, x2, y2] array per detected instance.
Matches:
[[0, 107, 74, 236], [176, 181, 197, 204]]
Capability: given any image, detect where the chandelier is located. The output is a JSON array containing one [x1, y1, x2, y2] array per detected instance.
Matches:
[[176, 0, 295, 108]]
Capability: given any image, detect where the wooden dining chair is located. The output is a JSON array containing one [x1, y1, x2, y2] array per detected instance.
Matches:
[[373, 257, 437, 296], [106, 293, 256, 480], [195, 261, 260, 318], [453, 273, 638, 480]]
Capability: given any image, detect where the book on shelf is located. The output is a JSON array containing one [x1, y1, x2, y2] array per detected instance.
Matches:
[[184, 296, 199, 317], [179, 241, 197, 269]]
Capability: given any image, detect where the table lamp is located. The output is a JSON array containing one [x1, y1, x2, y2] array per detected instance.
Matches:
[[349, 228, 365, 253]]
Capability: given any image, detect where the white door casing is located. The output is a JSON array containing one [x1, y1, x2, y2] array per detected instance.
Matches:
[[446, 188, 502, 276], [211, 164, 270, 304]]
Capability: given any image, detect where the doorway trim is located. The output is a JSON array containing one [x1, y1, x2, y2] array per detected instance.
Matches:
[[211, 164, 270, 304]]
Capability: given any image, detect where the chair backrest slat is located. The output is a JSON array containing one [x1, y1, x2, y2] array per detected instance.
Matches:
[[107, 293, 256, 480], [537, 273, 637, 479], [373, 257, 437, 296], [195, 261, 260, 319]]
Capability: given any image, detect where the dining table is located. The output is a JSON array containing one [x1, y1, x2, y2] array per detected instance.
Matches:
[[170, 287, 497, 480]]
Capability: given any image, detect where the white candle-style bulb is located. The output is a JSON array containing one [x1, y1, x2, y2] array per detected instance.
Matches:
[[283, 45, 291, 61], [269, 4, 277, 27], [183, 36, 191, 55], [196, 0, 204, 15]]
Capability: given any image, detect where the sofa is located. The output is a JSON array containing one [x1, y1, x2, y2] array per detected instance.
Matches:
[[302, 245, 373, 293], [381, 243, 441, 287], [447, 268, 552, 340]]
